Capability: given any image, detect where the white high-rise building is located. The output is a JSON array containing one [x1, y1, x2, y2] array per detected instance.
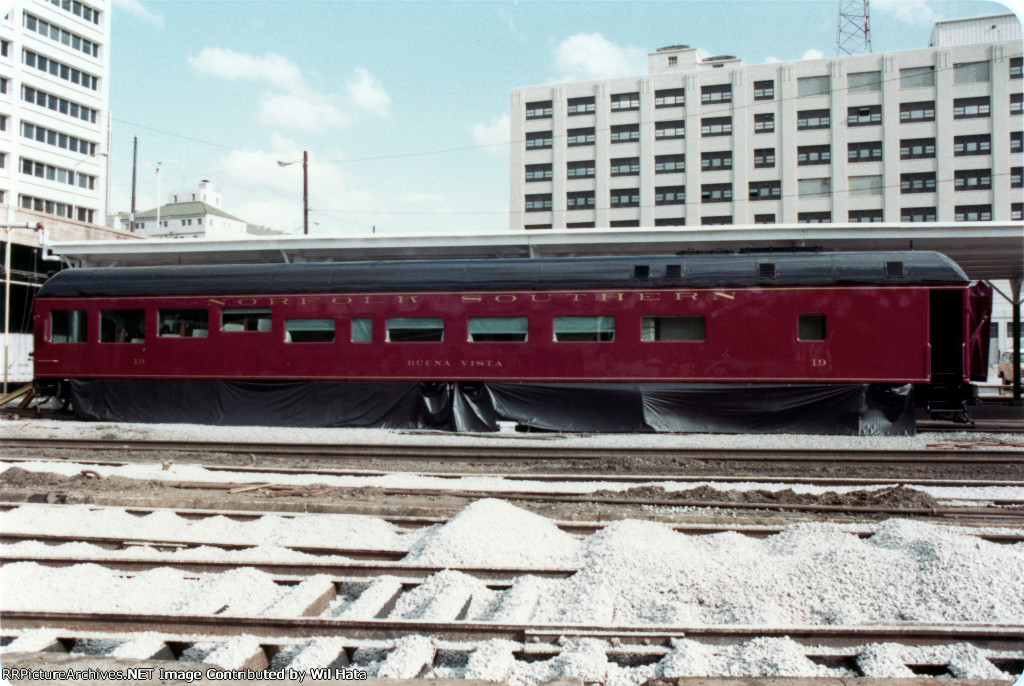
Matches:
[[509, 14, 1023, 231], [0, 0, 111, 227]]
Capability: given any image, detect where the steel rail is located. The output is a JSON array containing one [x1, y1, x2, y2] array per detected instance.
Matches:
[[4, 455, 1023, 488], [3, 611, 1021, 650], [2, 437, 1022, 464]]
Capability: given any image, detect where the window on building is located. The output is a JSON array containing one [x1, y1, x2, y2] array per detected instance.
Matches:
[[798, 211, 832, 224], [954, 134, 991, 157], [749, 180, 781, 201], [387, 318, 444, 342], [798, 178, 831, 198], [567, 127, 595, 146], [608, 220, 638, 228], [701, 151, 732, 171], [554, 316, 615, 342], [848, 71, 881, 93], [655, 186, 685, 205], [654, 87, 685, 108], [797, 75, 830, 97], [848, 141, 882, 162], [1012, 167, 1023, 189], [849, 209, 883, 222], [1012, 57, 1023, 79], [701, 116, 732, 136], [849, 175, 883, 197], [797, 109, 830, 130], [567, 160, 595, 179], [567, 96, 595, 115], [753, 80, 774, 100], [701, 183, 732, 203], [611, 92, 640, 111], [611, 123, 641, 142], [525, 224, 553, 231], [610, 189, 640, 208], [954, 204, 992, 221], [953, 61, 990, 85], [798, 314, 827, 340], [642, 315, 706, 342], [525, 131, 552, 149], [900, 66, 935, 89], [754, 213, 776, 224], [900, 137, 935, 159], [567, 191, 596, 210], [654, 120, 685, 139], [50, 310, 87, 343], [222, 308, 272, 332], [1012, 93, 1023, 116], [753, 112, 774, 133], [655, 154, 685, 173], [701, 84, 732, 103], [701, 215, 733, 226], [525, 194, 552, 212], [654, 217, 686, 226], [901, 206, 936, 222], [285, 319, 335, 343], [953, 97, 990, 119], [525, 100, 552, 119], [901, 172, 936, 194], [609, 157, 639, 176], [1012, 203, 1023, 221], [848, 105, 881, 126], [900, 101, 935, 122], [100, 309, 146, 343], [954, 169, 992, 191], [525, 163, 552, 182], [159, 309, 209, 338], [469, 317, 528, 342], [753, 148, 776, 168], [1012, 132, 1023, 153], [797, 145, 830, 165]]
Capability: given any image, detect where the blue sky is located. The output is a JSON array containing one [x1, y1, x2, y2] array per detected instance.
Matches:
[[100, 0, 1019, 236]]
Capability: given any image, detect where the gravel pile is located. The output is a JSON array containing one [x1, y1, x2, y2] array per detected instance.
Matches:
[[403, 498, 583, 567]]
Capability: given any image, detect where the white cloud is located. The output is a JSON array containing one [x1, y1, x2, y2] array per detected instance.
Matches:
[[554, 33, 647, 82], [188, 47, 303, 91], [346, 68, 391, 116], [871, 0, 939, 26], [801, 48, 825, 61], [112, 0, 164, 28], [259, 90, 349, 132], [471, 114, 511, 152]]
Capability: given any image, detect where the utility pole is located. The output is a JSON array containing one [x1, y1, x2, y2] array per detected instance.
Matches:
[[130, 137, 137, 231], [836, 0, 871, 56], [303, 150, 309, 236]]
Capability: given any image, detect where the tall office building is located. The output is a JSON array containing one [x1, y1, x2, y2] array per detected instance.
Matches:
[[0, 0, 111, 227], [509, 14, 1022, 231]]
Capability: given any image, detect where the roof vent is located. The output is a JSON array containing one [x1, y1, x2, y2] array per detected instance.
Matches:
[[885, 261, 905, 278], [666, 264, 682, 280], [634, 265, 651, 280], [759, 263, 776, 278]]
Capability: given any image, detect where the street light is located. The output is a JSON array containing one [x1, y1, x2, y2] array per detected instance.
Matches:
[[277, 151, 309, 235]]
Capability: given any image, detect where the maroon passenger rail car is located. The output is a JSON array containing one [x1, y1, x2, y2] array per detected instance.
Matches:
[[32, 251, 991, 434]]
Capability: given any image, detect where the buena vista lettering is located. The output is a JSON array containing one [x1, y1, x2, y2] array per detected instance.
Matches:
[[206, 291, 738, 307], [407, 360, 504, 367]]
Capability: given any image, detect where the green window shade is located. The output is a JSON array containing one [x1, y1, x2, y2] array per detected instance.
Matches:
[[352, 318, 372, 342], [469, 317, 528, 342], [553, 316, 615, 342]]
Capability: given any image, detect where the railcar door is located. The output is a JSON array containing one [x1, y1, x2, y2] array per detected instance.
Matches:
[[929, 289, 965, 379]]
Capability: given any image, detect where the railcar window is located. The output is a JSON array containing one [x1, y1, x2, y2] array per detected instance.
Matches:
[[352, 318, 372, 343], [222, 308, 272, 332], [798, 314, 827, 341], [285, 319, 335, 343], [469, 317, 528, 342], [553, 316, 615, 342], [642, 316, 706, 342], [387, 317, 444, 342], [50, 309, 87, 343], [159, 309, 209, 337], [100, 309, 145, 343]]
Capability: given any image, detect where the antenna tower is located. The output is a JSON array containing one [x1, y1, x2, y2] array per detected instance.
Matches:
[[836, 0, 871, 55]]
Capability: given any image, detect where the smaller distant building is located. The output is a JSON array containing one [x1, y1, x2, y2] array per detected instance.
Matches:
[[119, 180, 284, 239]]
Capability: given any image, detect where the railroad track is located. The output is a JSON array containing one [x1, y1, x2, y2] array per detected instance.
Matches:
[[3, 436, 1022, 464]]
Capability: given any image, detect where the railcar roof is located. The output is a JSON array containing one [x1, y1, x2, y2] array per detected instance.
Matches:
[[37, 251, 968, 298]]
